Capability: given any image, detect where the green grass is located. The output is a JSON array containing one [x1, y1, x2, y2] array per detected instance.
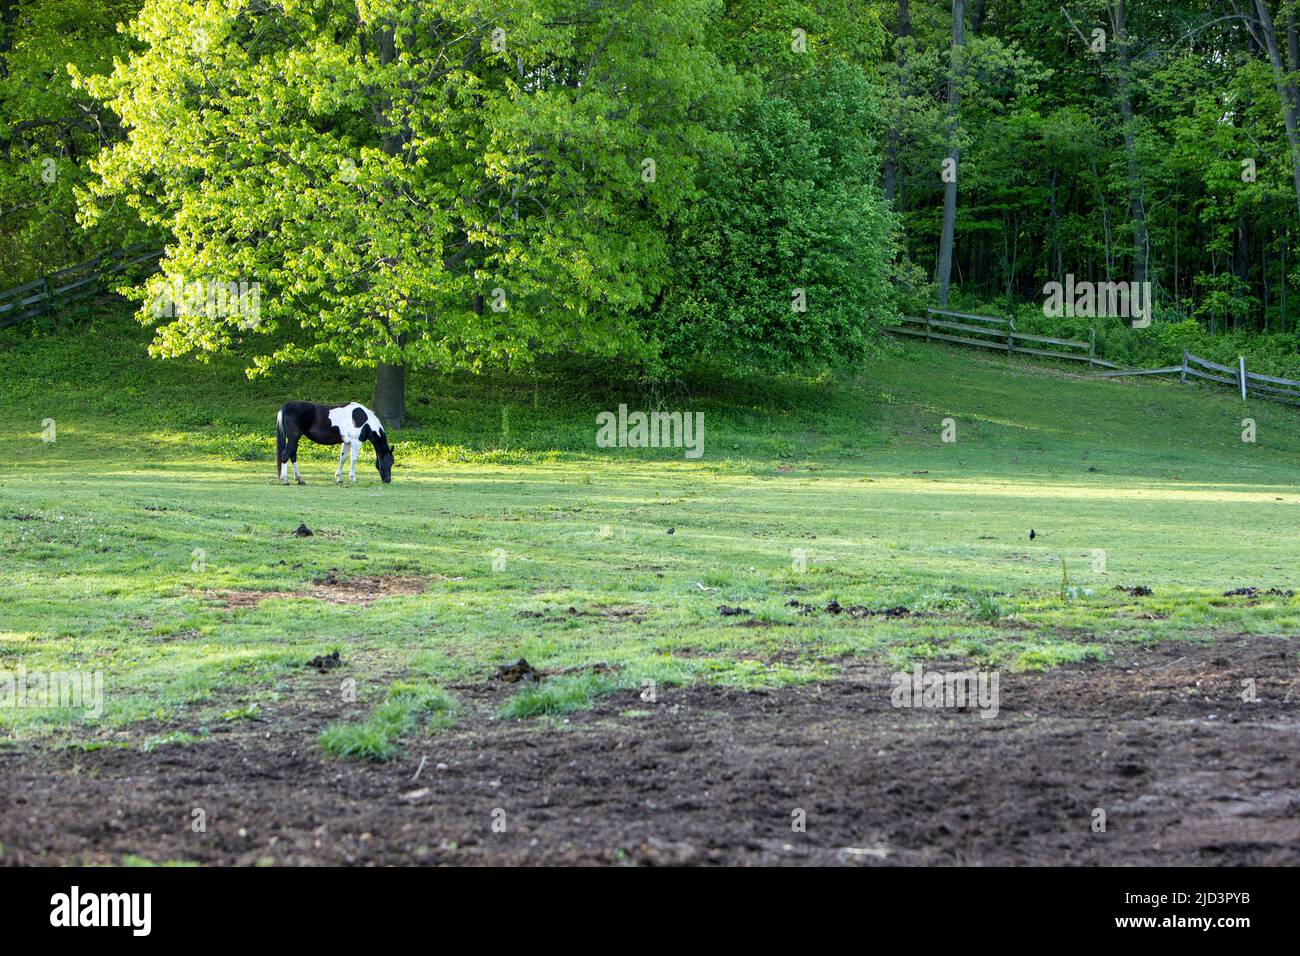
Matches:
[[498, 673, 618, 720], [121, 854, 203, 867], [318, 681, 458, 761], [2, 301, 1300, 742]]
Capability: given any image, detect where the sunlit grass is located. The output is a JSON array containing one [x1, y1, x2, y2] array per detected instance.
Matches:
[[2, 306, 1299, 741]]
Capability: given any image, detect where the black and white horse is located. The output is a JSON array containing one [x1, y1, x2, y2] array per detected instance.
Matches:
[[276, 401, 394, 484]]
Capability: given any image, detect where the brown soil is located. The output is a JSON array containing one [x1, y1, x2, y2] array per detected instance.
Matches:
[[205, 574, 436, 608], [2, 636, 1298, 866]]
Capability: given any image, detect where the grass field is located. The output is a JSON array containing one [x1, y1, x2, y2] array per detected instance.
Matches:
[[3, 302, 1300, 738], [2, 303, 1299, 864]]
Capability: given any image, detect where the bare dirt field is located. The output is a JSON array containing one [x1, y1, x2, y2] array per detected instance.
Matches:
[[3, 635, 1298, 866]]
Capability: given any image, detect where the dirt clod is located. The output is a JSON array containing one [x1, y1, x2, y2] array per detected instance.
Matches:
[[495, 658, 541, 683], [306, 650, 342, 672], [825, 600, 891, 617], [1115, 585, 1153, 596], [294, 523, 313, 537]]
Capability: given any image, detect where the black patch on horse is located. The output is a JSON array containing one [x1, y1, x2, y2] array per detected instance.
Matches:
[[352, 407, 367, 428]]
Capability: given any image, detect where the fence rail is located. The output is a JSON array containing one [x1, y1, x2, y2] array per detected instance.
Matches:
[[892, 309, 1122, 369], [894, 308, 1300, 406], [0, 244, 163, 331], [1108, 350, 1300, 404]]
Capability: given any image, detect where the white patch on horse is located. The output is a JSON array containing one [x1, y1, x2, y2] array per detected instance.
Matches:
[[327, 403, 384, 483]]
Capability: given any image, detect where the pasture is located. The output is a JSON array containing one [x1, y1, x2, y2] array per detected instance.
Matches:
[[2, 305, 1299, 865]]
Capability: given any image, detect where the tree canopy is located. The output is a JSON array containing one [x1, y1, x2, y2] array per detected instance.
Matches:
[[8, 1, 1300, 410]]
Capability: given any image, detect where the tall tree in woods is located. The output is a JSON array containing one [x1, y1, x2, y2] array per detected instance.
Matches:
[[1112, 1, 1149, 287], [1245, 0, 1300, 226], [882, 0, 913, 206], [935, 0, 967, 305], [77, 0, 738, 424]]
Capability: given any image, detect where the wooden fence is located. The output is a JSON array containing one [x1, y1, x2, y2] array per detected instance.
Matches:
[[891, 308, 1122, 369], [1099, 351, 1300, 404], [0, 244, 163, 331], [894, 308, 1300, 406]]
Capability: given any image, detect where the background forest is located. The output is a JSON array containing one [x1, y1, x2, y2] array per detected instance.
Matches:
[[5, 1, 1300, 409]]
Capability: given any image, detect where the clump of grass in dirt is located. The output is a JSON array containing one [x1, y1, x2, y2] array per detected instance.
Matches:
[[496, 653, 711, 721], [220, 703, 261, 722], [122, 854, 202, 867], [140, 732, 203, 752], [498, 672, 616, 719], [1005, 643, 1106, 672], [319, 682, 458, 761]]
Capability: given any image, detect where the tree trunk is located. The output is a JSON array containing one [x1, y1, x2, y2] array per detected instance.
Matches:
[[1235, 215, 1250, 329], [935, 0, 966, 306], [1255, 0, 1300, 227], [1283, 230, 1289, 328], [882, 0, 913, 206], [372, 363, 406, 428], [1113, 1, 1149, 287]]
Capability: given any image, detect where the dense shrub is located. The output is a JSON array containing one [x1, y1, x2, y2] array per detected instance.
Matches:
[[647, 63, 900, 377]]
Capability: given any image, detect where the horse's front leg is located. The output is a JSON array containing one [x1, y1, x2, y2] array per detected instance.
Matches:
[[349, 440, 359, 482], [335, 444, 347, 483], [287, 435, 305, 484]]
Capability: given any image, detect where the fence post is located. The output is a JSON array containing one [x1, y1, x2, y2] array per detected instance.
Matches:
[[1239, 355, 1247, 401], [42, 277, 55, 331], [1181, 350, 1188, 384], [1006, 317, 1014, 356], [925, 315, 931, 344], [1088, 327, 1096, 367]]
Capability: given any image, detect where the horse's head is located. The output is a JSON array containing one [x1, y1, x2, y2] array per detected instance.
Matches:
[[371, 430, 395, 483]]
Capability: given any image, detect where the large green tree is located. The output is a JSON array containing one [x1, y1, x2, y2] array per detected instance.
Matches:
[[78, 0, 739, 423]]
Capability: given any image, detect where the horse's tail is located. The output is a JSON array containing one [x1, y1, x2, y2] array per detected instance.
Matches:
[[275, 408, 286, 477]]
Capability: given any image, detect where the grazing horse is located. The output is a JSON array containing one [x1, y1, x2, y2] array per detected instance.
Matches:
[[276, 401, 394, 484]]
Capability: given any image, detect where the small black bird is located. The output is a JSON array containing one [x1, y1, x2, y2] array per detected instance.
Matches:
[[1029, 529, 1036, 540], [667, 527, 675, 535]]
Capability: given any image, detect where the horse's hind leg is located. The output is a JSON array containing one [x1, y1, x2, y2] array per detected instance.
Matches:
[[277, 410, 288, 484]]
